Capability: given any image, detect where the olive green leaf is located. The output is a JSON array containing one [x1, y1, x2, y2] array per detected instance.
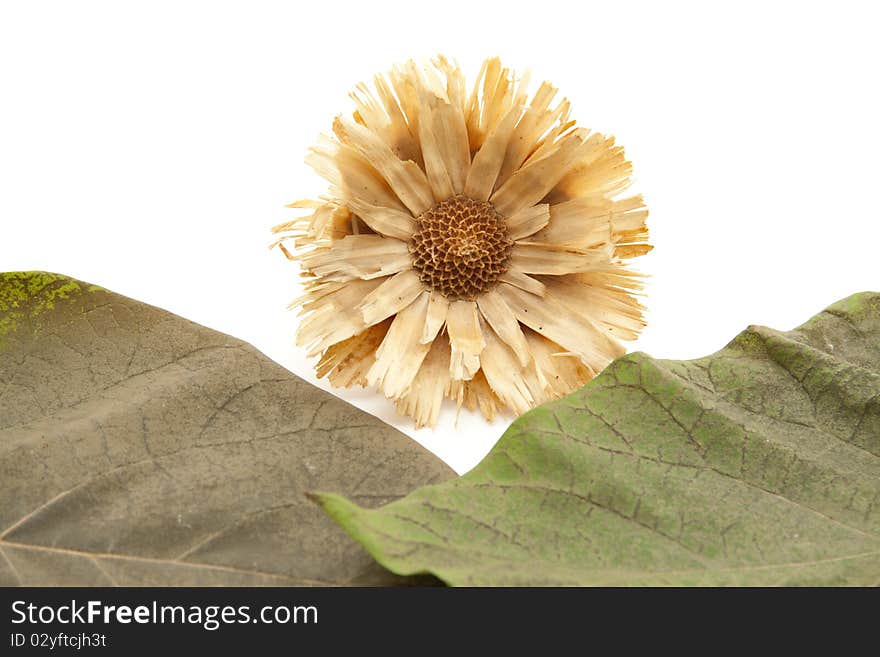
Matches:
[[313, 292, 880, 585], [0, 272, 453, 586]]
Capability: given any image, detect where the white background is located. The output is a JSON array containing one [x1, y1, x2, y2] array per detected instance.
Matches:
[[2, 1, 878, 474]]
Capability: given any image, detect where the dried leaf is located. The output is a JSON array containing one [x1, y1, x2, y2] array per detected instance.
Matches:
[[0, 272, 453, 586], [314, 292, 880, 585]]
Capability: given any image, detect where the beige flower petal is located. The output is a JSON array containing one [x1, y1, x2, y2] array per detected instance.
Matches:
[[296, 279, 348, 314], [466, 57, 506, 151], [546, 134, 633, 203], [396, 336, 451, 428], [542, 273, 646, 341], [416, 78, 471, 199], [346, 198, 417, 241], [505, 203, 550, 241], [478, 317, 548, 416], [532, 198, 612, 247], [509, 241, 612, 275], [366, 291, 432, 398], [464, 106, 522, 201], [525, 329, 595, 397], [533, 195, 648, 249], [376, 74, 423, 162], [387, 64, 424, 155], [418, 101, 455, 201], [349, 76, 422, 166], [300, 235, 411, 281], [608, 195, 650, 243], [498, 269, 546, 296], [304, 203, 354, 243], [297, 278, 384, 356], [476, 289, 530, 366], [497, 282, 625, 372], [306, 136, 406, 211], [316, 319, 391, 387], [615, 243, 654, 258], [333, 116, 434, 216], [434, 55, 468, 106], [446, 300, 483, 381], [285, 199, 324, 210], [359, 269, 425, 326], [467, 60, 531, 152], [491, 128, 602, 218], [274, 199, 323, 235], [496, 81, 563, 184], [272, 202, 352, 253], [461, 370, 501, 422], [421, 290, 449, 344], [524, 114, 576, 163]]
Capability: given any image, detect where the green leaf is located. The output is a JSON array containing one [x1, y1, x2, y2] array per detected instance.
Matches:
[[313, 292, 880, 585], [0, 272, 453, 586]]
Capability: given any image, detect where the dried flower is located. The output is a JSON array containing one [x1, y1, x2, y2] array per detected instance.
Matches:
[[273, 56, 651, 427]]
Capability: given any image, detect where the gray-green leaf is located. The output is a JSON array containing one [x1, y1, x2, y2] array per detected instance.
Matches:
[[314, 292, 880, 585], [0, 272, 453, 586]]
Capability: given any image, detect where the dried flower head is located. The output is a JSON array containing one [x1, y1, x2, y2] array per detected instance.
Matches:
[[273, 56, 651, 428]]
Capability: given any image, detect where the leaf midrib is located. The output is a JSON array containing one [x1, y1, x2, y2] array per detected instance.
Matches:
[[0, 540, 335, 586]]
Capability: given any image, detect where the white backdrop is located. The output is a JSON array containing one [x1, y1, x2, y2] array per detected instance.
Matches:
[[2, 1, 878, 473]]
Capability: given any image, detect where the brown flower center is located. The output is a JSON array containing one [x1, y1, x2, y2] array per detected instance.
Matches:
[[409, 195, 512, 301]]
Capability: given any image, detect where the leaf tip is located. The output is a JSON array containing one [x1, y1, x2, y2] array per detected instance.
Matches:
[[306, 491, 365, 528]]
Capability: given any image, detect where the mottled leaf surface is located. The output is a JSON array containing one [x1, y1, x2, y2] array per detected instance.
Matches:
[[0, 272, 453, 586], [315, 292, 880, 585]]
